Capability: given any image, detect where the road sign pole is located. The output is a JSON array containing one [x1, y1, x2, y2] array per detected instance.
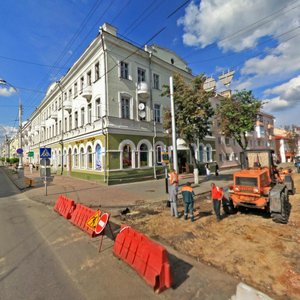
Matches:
[[165, 164, 168, 194], [44, 159, 47, 196]]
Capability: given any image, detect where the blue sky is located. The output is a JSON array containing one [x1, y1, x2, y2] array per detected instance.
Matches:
[[1, 0, 300, 140]]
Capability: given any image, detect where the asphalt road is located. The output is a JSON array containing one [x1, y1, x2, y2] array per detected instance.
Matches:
[[0, 168, 85, 300]]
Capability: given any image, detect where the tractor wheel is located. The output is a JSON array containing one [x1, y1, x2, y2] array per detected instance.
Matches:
[[271, 191, 289, 224], [222, 198, 237, 215]]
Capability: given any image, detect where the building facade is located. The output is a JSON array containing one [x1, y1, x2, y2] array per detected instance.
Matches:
[[21, 23, 194, 184]]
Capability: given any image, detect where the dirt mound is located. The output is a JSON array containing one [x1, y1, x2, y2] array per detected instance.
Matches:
[[123, 174, 300, 300]]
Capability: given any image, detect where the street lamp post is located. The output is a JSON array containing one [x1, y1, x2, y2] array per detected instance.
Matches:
[[0, 78, 24, 178]]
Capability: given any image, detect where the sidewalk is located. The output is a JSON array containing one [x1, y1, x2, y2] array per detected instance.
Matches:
[[15, 167, 238, 216]]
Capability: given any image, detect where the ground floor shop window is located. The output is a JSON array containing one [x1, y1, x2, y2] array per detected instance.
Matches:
[[87, 145, 93, 169], [122, 144, 132, 168], [80, 148, 85, 168], [139, 143, 148, 167], [95, 144, 102, 170]]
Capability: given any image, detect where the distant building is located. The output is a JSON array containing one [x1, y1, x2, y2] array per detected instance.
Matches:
[[211, 92, 275, 169], [274, 126, 300, 162]]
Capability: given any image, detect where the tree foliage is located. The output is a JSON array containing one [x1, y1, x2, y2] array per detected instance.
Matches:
[[216, 90, 262, 151], [162, 73, 214, 165]]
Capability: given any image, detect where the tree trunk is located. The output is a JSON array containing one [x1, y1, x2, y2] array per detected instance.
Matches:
[[189, 143, 197, 169]]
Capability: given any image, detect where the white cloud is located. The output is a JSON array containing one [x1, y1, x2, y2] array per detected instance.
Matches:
[[262, 75, 300, 112], [0, 86, 16, 97], [178, 0, 299, 52]]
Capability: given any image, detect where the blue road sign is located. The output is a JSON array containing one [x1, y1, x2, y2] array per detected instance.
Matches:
[[16, 148, 23, 154], [40, 147, 51, 158]]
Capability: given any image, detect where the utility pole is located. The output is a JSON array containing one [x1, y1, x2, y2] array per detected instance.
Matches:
[[169, 76, 178, 173]]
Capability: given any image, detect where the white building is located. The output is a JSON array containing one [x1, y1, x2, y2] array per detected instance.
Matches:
[[22, 23, 194, 184]]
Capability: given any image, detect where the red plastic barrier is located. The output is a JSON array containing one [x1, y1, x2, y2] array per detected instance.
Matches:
[[53, 195, 75, 219], [113, 225, 172, 293], [70, 204, 97, 237]]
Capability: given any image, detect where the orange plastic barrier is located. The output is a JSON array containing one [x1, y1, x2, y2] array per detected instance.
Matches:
[[113, 225, 172, 293], [70, 204, 97, 237], [53, 195, 75, 219]]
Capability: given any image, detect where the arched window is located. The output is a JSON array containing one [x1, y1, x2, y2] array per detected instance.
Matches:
[[206, 144, 212, 162], [123, 144, 132, 168], [80, 147, 85, 168], [74, 148, 78, 167], [139, 143, 148, 167], [199, 144, 204, 162], [95, 144, 102, 170], [87, 145, 93, 169]]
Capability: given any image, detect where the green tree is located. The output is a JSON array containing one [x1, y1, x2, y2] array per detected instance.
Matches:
[[162, 73, 214, 167], [216, 90, 262, 151]]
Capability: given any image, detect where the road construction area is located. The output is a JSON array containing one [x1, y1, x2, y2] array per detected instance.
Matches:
[[121, 173, 300, 300]]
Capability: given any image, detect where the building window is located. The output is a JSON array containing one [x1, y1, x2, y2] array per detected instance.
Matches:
[[120, 61, 129, 79], [225, 137, 230, 145], [139, 143, 148, 167], [74, 148, 78, 167], [206, 144, 212, 162], [74, 82, 78, 97], [69, 88, 72, 101], [64, 117, 67, 132], [81, 107, 85, 126], [59, 120, 61, 134], [154, 104, 161, 123], [75, 111, 78, 128], [121, 96, 130, 119], [218, 137, 222, 144], [80, 148, 85, 168], [226, 153, 230, 161], [87, 145, 93, 169], [96, 98, 101, 119], [95, 62, 99, 81], [87, 71, 92, 86], [199, 144, 204, 162], [137, 67, 146, 83], [122, 144, 132, 169], [153, 73, 159, 89], [69, 114, 72, 130], [80, 76, 84, 92], [88, 104, 92, 124]]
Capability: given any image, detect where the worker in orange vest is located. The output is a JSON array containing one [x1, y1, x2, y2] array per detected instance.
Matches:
[[211, 183, 224, 222], [168, 168, 179, 218], [181, 182, 195, 222]]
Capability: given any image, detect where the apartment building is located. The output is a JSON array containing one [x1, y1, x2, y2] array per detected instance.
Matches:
[[211, 93, 275, 169], [22, 23, 194, 184]]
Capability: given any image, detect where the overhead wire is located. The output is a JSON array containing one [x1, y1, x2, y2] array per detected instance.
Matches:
[[21, 0, 192, 123], [22, 0, 103, 118]]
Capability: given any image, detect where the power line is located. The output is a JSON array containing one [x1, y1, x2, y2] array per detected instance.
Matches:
[[0, 54, 69, 70], [22, 0, 191, 121], [23, 0, 103, 117]]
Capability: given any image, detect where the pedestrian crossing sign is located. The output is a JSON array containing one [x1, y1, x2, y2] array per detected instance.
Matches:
[[40, 147, 52, 158], [86, 211, 101, 230]]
